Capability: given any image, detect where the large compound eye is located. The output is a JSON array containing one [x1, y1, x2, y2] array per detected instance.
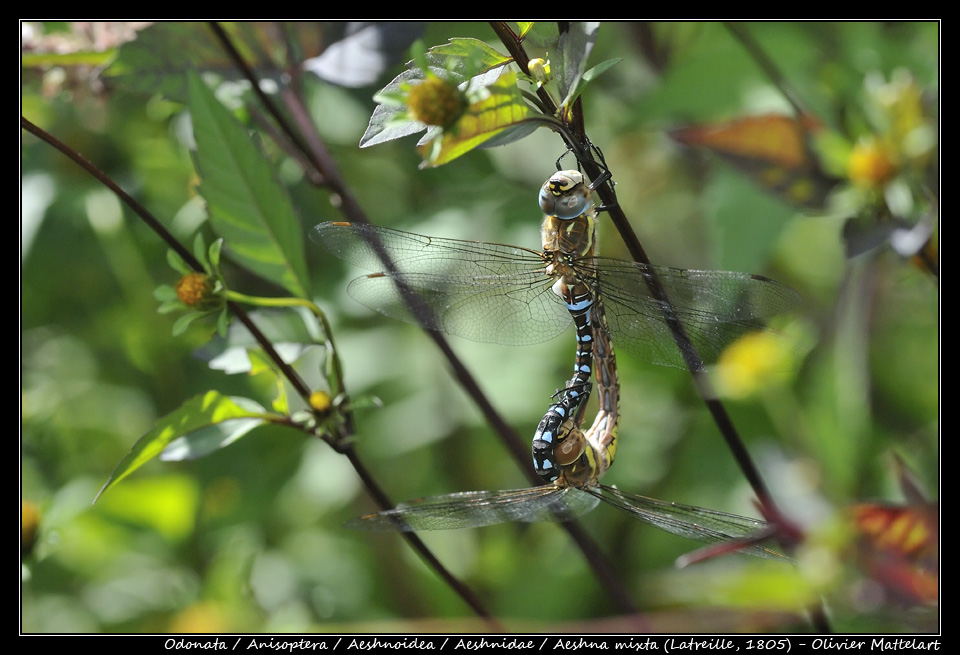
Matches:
[[554, 429, 586, 466], [538, 170, 593, 219]]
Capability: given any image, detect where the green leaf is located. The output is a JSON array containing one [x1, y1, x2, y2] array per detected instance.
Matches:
[[172, 312, 204, 336], [95, 391, 271, 502], [361, 68, 431, 148], [418, 71, 531, 167], [568, 57, 621, 103], [154, 284, 179, 303], [188, 71, 311, 298], [424, 38, 513, 77], [23, 50, 116, 68], [556, 22, 600, 110], [166, 248, 192, 276], [160, 417, 265, 461], [102, 22, 334, 101]]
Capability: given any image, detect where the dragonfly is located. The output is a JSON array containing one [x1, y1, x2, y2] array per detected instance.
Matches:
[[313, 171, 798, 477], [313, 170, 794, 556]]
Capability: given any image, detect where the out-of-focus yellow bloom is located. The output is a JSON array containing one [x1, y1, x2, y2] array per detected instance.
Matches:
[[715, 331, 792, 398], [848, 138, 898, 188], [167, 601, 232, 633]]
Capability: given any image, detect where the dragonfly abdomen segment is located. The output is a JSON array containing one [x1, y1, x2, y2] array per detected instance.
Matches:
[[532, 280, 596, 481], [582, 294, 619, 479]]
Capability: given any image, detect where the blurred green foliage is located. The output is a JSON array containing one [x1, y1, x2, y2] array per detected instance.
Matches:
[[21, 22, 938, 633]]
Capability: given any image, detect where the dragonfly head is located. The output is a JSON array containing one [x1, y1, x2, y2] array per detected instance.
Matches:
[[557, 445, 603, 488], [540, 170, 594, 220]]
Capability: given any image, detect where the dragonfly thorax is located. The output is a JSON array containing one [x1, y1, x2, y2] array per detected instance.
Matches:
[[541, 213, 597, 259]]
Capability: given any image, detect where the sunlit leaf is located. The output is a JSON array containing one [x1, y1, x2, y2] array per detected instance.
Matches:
[[417, 71, 531, 167], [520, 22, 560, 50], [160, 417, 265, 461], [95, 391, 272, 502], [188, 71, 311, 298], [425, 37, 512, 76], [670, 114, 840, 209]]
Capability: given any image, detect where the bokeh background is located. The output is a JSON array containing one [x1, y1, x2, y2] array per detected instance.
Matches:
[[21, 22, 938, 633]]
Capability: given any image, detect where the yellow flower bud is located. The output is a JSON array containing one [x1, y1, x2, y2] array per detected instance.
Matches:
[[175, 272, 216, 307], [309, 390, 332, 415]]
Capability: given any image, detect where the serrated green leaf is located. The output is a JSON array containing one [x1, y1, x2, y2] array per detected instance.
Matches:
[[95, 391, 271, 502], [188, 72, 311, 298], [425, 38, 512, 76], [360, 101, 427, 148], [418, 71, 531, 167]]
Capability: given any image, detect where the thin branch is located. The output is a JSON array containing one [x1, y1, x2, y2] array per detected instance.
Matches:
[[205, 23, 512, 624], [723, 22, 810, 120], [209, 21, 641, 614], [23, 109, 505, 629], [494, 24, 780, 512], [20, 115, 313, 404], [500, 22, 832, 633]]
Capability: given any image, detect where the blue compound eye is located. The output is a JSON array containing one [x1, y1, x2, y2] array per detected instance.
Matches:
[[539, 170, 593, 219]]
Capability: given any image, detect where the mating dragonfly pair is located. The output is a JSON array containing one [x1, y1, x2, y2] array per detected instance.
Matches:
[[312, 168, 797, 560]]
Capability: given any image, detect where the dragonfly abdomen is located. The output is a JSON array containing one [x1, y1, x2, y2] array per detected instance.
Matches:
[[532, 279, 596, 481]]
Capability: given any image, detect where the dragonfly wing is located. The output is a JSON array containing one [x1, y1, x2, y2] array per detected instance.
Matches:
[[346, 271, 572, 345], [592, 486, 788, 560], [313, 222, 572, 345], [583, 258, 800, 368], [345, 486, 600, 532]]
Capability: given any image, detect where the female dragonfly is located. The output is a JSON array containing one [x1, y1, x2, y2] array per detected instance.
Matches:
[[311, 170, 795, 557]]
